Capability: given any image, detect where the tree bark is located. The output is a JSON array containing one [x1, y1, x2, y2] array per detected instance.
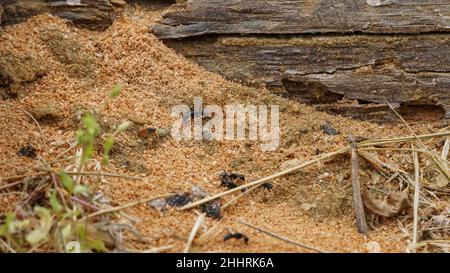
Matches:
[[0, 0, 118, 31], [152, 0, 450, 38], [151, 0, 450, 121]]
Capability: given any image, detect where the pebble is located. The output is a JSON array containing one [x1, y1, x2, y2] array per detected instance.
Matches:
[[320, 123, 339, 135]]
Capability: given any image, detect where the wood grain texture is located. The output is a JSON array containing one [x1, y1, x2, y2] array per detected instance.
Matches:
[[0, 0, 117, 30], [165, 35, 450, 107], [152, 0, 450, 38]]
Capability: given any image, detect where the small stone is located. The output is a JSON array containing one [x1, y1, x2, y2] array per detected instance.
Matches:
[[300, 203, 314, 211], [148, 198, 167, 211], [30, 101, 59, 119], [281, 159, 300, 170], [365, 241, 381, 253], [299, 127, 309, 134], [157, 128, 171, 138], [110, 0, 127, 7], [192, 185, 209, 199], [320, 123, 338, 135], [128, 115, 146, 125]]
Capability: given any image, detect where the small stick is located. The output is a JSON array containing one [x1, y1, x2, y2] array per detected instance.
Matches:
[[238, 220, 327, 253], [180, 148, 349, 210], [0, 180, 28, 191], [442, 136, 450, 160], [349, 135, 368, 234], [359, 131, 450, 147], [0, 238, 15, 253], [184, 213, 206, 253], [142, 245, 174, 253], [79, 193, 172, 222], [221, 184, 260, 210], [411, 147, 421, 251], [2, 170, 142, 184]]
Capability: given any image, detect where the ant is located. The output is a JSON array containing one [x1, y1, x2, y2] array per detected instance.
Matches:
[[224, 232, 249, 245]]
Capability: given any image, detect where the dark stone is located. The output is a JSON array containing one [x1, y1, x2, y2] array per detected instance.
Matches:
[[320, 123, 338, 135]]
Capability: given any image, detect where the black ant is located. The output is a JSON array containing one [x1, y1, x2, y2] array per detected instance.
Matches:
[[224, 232, 249, 244], [219, 171, 245, 189]]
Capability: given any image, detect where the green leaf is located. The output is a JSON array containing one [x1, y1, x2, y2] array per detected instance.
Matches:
[[49, 190, 63, 213], [59, 171, 74, 194], [109, 84, 123, 99], [82, 113, 100, 136], [84, 239, 107, 252], [102, 154, 110, 166], [102, 135, 115, 165], [76, 130, 85, 145], [76, 223, 86, 241], [73, 184, 88, 194], [61, 224, 72, 240], [26, 207, 52, 245], [82, 144, 94, 164], [0, 213, 13, 236]]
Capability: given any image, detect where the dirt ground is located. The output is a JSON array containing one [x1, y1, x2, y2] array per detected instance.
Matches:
[[0, 4, 448, 253]]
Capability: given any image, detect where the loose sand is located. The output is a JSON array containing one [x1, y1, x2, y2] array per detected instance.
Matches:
[[0, 5, 448, 252]]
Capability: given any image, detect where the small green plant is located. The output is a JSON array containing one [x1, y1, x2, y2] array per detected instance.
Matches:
[[0, 84, 130, 253]]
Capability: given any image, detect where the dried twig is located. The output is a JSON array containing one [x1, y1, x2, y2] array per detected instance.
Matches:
[[359, 131, 450, 148], [221, 184, 260, 210], [184, 213, 206, 253], [442, 136, 450, 160], [349, 135, 368, 234], [79, 193, 173, 222], [411, 147, 421, 251], [180, 148, 349, 210], [2, 170, 142, 184], [142, 244, 174, 253], [238, 220, 327, 253]]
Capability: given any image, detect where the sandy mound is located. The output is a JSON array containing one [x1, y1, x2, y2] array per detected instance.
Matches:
[[0, 5, 448, 252]]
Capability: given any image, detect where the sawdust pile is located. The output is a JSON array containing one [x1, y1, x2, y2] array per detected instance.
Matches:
[[0, 6, 448, 252]]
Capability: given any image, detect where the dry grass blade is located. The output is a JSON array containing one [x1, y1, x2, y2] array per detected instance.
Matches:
[[359, 131, 450, 148], [1, 170, 142, 184], [142, 245, 174, 253], [79, 193, 173, 222], [221, 184, 260, 210], [184, 213, 206, 253], [239, 220, 327, 253], [411, 147, 421, 251], [349, 135, 368, 234], [442, 136, 450, 160], [180, 148, 349, 210], [384, 100, 450, 182]]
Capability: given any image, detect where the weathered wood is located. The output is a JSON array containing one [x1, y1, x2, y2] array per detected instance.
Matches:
[[349, 135, 368, 234], [0, 0, 118, 30], [152, 0, 450, 39], [164, 35, 450, 108]]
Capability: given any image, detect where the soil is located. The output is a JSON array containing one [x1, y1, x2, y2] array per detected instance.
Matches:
[[0, 4, 448, 253]]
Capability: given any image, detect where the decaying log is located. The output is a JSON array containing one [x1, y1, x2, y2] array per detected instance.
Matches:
[[0, 0, 119, 30], [151, 0, 450, 120], [164, 35, 450, 116], [152, 0, 450, 38]]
